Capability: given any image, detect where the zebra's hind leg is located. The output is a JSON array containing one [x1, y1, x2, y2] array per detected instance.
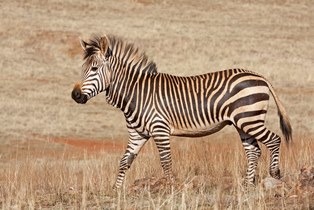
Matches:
[[253, 127, 282, 179], [114, 129, 149, 189], [237, 129, 261, 185]]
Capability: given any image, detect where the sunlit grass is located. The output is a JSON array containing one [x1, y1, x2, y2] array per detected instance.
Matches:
[[1, 135, 313, 209]]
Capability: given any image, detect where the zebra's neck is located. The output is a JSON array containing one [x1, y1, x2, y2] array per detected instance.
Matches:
[[104, 36, 158, 119], [105, 58, 157, 115]]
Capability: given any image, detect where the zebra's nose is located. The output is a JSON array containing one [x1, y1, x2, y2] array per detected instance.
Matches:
[[72, 88, 81, 100], [71, 88, 87, 104]]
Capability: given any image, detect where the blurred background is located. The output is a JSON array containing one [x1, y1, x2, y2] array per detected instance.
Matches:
[[1, 0, 313, 147]]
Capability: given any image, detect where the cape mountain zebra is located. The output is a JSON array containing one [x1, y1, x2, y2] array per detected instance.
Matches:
[[72, 34, 292, 189]]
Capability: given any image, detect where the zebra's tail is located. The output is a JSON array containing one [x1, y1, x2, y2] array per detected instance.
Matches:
[[267, 82, 292, 144]]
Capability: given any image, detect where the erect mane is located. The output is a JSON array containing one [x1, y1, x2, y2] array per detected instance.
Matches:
[[82, 35, 103, 59], [82, 34, 158, 75]]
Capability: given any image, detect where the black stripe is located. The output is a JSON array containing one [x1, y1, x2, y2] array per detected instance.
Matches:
[[229, 79, 268, 98], [203, 75, 212, 123], [227, 93, 269, 116], [179, 77, 192, 128], [190, 78, 201, 126], [234, 110, 267, 124], [185, 78, 197, 127], [197, 78, 206, 125], [246, 124, 265, 134], [209, 71, 224, 122], [167, 75, 180, 126], [252, 129, 270, 141], [240, 119, 265, 130]]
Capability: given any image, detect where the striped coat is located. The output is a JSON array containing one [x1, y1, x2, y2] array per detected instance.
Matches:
[[72, 35, 292, 189]]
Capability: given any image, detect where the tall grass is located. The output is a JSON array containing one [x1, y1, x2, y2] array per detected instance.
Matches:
[[1, 135, 313, 209]]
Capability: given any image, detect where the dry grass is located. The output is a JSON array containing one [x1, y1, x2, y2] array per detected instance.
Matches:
[[1, 0, 313, 139], [1, 135, 314, 209]]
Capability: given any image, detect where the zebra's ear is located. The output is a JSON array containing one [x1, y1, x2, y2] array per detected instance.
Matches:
[[100, 35, 112, 58], [80, 38, 88, 52]]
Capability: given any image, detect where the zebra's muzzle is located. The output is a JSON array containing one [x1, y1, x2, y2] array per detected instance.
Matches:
[[71, 87, 88, 104]]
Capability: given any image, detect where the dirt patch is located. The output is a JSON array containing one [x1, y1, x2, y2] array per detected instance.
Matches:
[[0, 134, 127, 162], [31, 133, 126, 153], [49, 136, 124, 152]]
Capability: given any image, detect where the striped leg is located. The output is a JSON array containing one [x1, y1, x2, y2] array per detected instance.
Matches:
[[114, 129, 149, 189], [237, 129, 261, 185], [152, 131, 174, 182], [255, 128, 282, 179], [244, 125, 282, 179]]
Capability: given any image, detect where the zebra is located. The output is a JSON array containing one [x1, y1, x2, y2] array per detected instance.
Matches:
[[71, 34, 292, 189]]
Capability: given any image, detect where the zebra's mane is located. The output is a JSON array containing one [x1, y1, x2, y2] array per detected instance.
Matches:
[[83, 35, 158, 75]]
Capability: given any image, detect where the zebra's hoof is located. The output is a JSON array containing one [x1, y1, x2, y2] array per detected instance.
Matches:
[[270, 169, 281, 179]]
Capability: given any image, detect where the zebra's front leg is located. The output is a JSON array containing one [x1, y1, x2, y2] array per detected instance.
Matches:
[[114, 130, 149, 189], [153, 133, 174, 183]]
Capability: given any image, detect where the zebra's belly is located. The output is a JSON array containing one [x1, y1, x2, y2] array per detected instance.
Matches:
[[170, 121, 232, 138]]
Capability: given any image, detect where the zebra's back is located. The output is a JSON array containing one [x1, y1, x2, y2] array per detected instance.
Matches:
[[154, 69, 271, 137]]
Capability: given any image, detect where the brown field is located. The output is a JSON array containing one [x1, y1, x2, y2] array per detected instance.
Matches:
[[1, 0, 314, 209]]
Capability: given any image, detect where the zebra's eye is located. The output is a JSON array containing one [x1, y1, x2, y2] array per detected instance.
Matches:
[[91, 67, 98, 72]]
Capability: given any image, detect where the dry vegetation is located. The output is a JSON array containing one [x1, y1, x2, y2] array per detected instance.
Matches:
[[1, 135, 314, 209], [1, 0, 314, 209]]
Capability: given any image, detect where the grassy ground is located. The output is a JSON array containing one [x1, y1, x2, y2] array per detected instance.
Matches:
[[1, 0, 314, 209], [1, 134, 314, 209]]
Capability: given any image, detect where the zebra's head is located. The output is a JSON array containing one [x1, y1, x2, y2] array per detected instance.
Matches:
[[72, 35, 112, 104]]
